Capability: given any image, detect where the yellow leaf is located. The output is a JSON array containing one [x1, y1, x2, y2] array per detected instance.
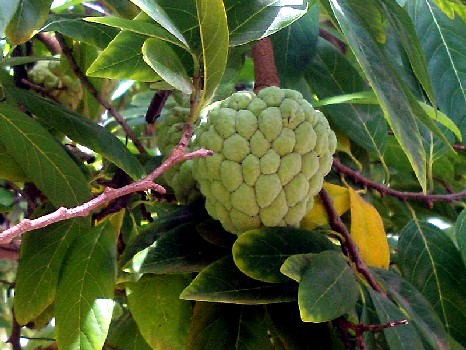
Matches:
[[349, 188, 390, 269], [335, 130, 362, 169], [300, 183, 350, 230]]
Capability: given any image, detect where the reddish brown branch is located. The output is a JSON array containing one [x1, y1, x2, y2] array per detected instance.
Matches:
[[454, 144, 466, 151], [35, 33, 62, 55], [319, 188, 384, 293], [252, 37, 280, 93], [333, 157, 466, 206], [145, 90, 172, 124], [54, 32, 148, 155], [0, 124, 212, 244]]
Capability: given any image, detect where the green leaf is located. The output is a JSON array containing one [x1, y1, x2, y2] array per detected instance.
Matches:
[[180, 255, 298, 304], [129, 0, 189, 47], [225, 0, 309, 46], [272, 2, 320, 86], [187, 303, 277, 350], [107, 313, 152, 350], [55, 221, 117, 350], [407, 0, 466, 141], [118, 204, 202, 269], [368, 287, 424, 349], [0, 0, 19, 36], [85, 15, 189, 50], [329, 0, 449, 191], [5, 0, 53, 44], [375, 0, 437, 108], [456, 209, 466, 269], [42, 14, 119, 49], [0, 56, 58, 67], [374, 268, 450, 349], [126, 274, 192, 350], [420, 101, 462, 141], [13, 221, 80, 325], [0, 103, 90, 207], [0, 141, 28, 182], [297, 250, 359, 323], [7, 88, 146, 180], [398, 219, 466, 344], [306, 39, 388, 157], [124, 223, 224, 274], [87, 27, 159, 81], [195, 0, 229, 109], [232, 227, 335, 283], [142, 38, 193, 94]]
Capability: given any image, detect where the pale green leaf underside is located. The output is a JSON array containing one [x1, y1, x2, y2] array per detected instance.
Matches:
[[55, 222, 116, 350]]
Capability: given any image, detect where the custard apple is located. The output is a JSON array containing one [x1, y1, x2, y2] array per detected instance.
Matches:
[[28, 58, 83, 110], [192, 86, 337, 235], [157, 107, 201, 204]]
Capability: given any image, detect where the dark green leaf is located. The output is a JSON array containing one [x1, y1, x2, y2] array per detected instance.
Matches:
[[42, 14, 119, 49], [55, 221, 117, 350], [398, 220, 466, 344], [0, 142, 28, 182], [272, 2, 320, 86], [375, 0, 437, 107], [126, 274, 192, 350], [195, 0, 229, 109], [306, 39, 388, 157], [280, 253, 315, 283], [329, 0, 450, 190], [5, 0, 53, 44], [87, 20, 159, 81], [119, 204, 203, 269], [368, 288, 424, 349], [180, 255, 298, 304], [0, 56, 58, 67], [225, 0, 309, 46], [298, 251, 359, 323], [85, 15, 188, 50], [374, 268, 450, 349], [232, 227, 334, 283], [124, 223, 225, 274], [13, 221, 80, 325], [0, 103, 90, 207], [456, 209, 466, 268], [407, 0, 466, 141], [142, 38, 193, 94], [188, 303, 280, 350], [0, 0, 19, 35], [107, 313, 152, 350], [7, 88, 146, 180]]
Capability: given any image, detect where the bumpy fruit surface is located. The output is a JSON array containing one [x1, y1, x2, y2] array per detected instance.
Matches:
[[28, 58, 83, 110], [192, 86, 337, 235], [157, 107, 201, 204]]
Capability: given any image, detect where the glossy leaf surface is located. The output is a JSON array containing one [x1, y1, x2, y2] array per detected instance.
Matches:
[[232, 227, 334, 283], [180, 255, 298, 304], [298, 250, 359, 323]]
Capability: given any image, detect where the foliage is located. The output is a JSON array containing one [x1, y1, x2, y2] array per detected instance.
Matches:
[[0, 0, 465, 349]]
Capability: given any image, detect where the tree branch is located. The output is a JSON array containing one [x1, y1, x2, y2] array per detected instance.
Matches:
[[252, 37, 280, 93], [333, 157, 466, 207], [0, 125, 212, 244], [54, 32, 148, 155], [319, 188, 384, 293]]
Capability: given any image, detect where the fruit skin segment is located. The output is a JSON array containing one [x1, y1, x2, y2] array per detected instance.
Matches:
[[193, 86, 337, 235]]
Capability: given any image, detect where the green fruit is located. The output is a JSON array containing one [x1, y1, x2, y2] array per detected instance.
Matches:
[[157, 106, 201, 204], [192, 87, 337, 235]]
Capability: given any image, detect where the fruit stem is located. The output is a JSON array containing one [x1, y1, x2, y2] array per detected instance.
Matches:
[[252, 37, 280, 93]]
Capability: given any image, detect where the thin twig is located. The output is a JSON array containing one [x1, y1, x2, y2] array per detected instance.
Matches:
[[145, 90, 172, 124], [35, 32, 62, 55], [0, 125, 212, 244], [333, 157, 466, 207], [319, 188, 384, 293], [54, 32, 148, 155], [454, 144, 466, 151], [7, 315, 21, 350]]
